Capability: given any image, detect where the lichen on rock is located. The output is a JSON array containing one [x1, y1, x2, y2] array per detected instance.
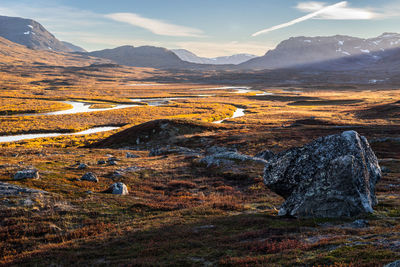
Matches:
[[263, 131, 382, 218]]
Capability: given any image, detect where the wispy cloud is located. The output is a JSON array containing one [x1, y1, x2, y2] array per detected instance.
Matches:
[[105, 13, 204, 37], [297, 1, 379, 20], [252, 1, 380, 36]]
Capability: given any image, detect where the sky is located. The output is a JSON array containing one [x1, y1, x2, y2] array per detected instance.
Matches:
[[0, 0, 399, 57]]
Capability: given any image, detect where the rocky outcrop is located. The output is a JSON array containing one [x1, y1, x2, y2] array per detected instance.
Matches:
[[149, 146, 200, 157], [0, 182, 46, 196], [200, 146, 266, 167], [263, 131, 381, 218], [110, 166, 141, 179], [14, 169, 40, 180]]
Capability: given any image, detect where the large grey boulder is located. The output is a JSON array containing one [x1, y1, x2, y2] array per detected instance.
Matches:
[[263, 131, 381, 218], [384, 260, 400, 267], [14, 169, 40, 180]]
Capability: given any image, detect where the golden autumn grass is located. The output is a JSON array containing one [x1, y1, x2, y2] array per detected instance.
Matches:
[[0, 98, 72, 115], [0, 102, 236, 136], [0, 51, 399, 266]]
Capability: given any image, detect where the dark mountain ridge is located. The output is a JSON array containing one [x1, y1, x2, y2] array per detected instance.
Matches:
[[0, 15, 85, 52], [239, 33, 400, 70]]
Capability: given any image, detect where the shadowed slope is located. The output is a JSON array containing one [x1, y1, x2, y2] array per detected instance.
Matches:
[[93, 119, 229, 148], [0, 37, 108, 66]]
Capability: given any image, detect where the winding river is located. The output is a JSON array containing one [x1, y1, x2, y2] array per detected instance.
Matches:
[[213, 108, 245, 124], [0, 127, 119, 143], [0, 86, 269, 143]]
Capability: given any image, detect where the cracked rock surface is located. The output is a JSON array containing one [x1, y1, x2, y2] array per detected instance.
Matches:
[[263, 131, 382, 218]]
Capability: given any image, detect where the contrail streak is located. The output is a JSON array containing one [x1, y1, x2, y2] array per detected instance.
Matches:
[[252, 1, 347, 37]]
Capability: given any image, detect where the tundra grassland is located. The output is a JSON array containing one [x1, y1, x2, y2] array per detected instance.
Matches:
[[0, 62, 399, 266]]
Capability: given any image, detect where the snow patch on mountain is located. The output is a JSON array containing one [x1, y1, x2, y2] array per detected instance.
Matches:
[[239, 32, 400, 70]]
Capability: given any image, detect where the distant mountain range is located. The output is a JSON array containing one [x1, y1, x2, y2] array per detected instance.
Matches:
[[172, 49, 256, 65], [85, 33, 400, 71], [239, 33, 400, 70], [0, 15, 86, 52], [1, 14, 400, 76]]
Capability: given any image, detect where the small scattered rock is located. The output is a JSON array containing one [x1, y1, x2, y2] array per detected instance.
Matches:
[[86, 190, 93, 194], [14, 169, 40, 180], [109, 166, 141, 179], [81, 172, 98, 183], [303, 235, 333, 245], [48, 223, 63, 233], [110, 171, 124, 179], [77, 163, 88, 170], [126, 152, 139, 158], [106, 157, 119, 165], [23, 198, 34, 206], [97, 160, 106, 165], [107, 160, 117, 166], [351, 219, 369, 228], [107, 182, 128, 195], [381, 166, 391, 173], [344, 219, 369, 229]]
